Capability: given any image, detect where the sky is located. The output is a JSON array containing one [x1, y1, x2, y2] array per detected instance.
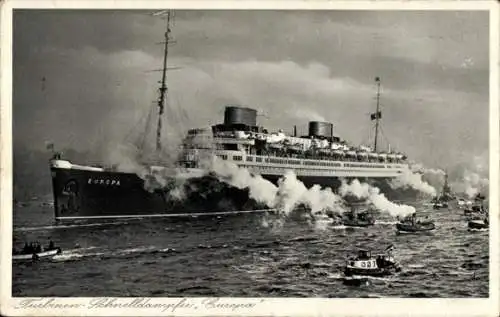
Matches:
[[12, 9, 490, 169]]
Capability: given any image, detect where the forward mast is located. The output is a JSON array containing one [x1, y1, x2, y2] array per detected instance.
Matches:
[[155, 10, 173, 153]]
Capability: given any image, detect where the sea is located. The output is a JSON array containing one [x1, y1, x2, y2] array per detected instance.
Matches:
[[12, 199, 488, 298]]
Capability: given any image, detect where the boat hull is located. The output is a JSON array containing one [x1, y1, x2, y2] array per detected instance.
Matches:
[[12, 248, 62, 261], [342, 219, 375, 227], [50, 161, 414, 221], [396, 222, 435, 232], [468, 220, 488, 230], [344, 266, 399, 277]]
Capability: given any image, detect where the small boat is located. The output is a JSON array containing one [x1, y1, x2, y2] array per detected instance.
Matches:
[[464, 204, 485, 216], [396, 213, 435, 233], [343, 217, 375, 227], [342, 206, 375, 227], [431, 196, 448, 209], [397, 221, 435, 233], [13, 248, 62, 261], [432, 201, 448, 209], [430, 172, 454, 208], [344, 246, 401, 277], [468, 218, 488, 230], [12, 242, 62, 261]]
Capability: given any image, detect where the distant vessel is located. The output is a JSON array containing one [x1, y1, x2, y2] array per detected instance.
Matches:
[[396, 213, 435, 233], [342, 206, 376, 227], [432, 172, 453, 209], [49, 11, 411, 221]]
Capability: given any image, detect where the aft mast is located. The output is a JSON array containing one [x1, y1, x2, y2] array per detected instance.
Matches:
[[371, 77, 382, 152], [155, 10, 173, 153]]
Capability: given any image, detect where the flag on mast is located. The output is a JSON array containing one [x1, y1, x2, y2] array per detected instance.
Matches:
[[370, 111, 382, 120]]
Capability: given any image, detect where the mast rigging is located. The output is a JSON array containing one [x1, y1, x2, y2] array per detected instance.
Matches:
[[372, 77, 382, 152], [155, 10, 172, 153]]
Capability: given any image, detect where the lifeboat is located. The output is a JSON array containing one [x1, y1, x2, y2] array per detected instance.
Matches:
[[344, 248, 401, 277], [346, 151, 357, 157], [287, 144, 303, 153], [234, 131, 250, 139], [359, 145, 372, 152], [368, 152, 378, 159], [388, 154, 397, 161], [356, 152, 368, 159], [378, 153, 387, 158], [333, 150, 346, 156], [268, 142, 284, 150], [396, 154, 404, 160]]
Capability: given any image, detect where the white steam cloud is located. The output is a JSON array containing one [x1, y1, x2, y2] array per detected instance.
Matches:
[[210, 158, 278, 207], [449, 154, 489, 199], [210, 158, 344, 216], [407, 154, 490, 199], [210, 158, 417, 222], [390, 167, 438, 196], [339, 179, 416, 218], [103, 145, 433, 225]]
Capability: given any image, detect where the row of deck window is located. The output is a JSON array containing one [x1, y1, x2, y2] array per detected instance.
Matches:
[[237, 165, 389, 174], [222, 155, 387, 169]]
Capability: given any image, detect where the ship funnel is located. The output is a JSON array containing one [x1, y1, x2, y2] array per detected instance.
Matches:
[[223, 106, 257, 126], [308, 121, 334, 139]]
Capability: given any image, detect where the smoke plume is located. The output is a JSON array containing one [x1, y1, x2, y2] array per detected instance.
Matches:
[[209, 158, 346, 217], [339, 179, 416, 217], [448, 154, 489, 199], [390, 165, 439, 196]]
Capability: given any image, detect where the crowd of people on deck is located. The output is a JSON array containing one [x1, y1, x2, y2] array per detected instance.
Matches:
[[13, 240, 55, 255]]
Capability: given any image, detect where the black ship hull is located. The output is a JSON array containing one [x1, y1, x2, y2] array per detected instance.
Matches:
[[50, 163, 412, 221]]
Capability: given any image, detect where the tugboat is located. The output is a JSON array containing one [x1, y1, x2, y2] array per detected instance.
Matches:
[[396, 213, 435, 233], [464, 194, 487, 217], [464, 206, 486, 221], [344, 245, 401, 277], [12, 240, 62, 262], [342, 206, 376, 227]]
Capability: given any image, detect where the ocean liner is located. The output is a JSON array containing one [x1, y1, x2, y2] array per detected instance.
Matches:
[[49, 11, 410, 221]]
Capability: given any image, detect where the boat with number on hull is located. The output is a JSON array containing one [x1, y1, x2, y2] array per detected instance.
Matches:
[[344, 247, 400, 277]]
